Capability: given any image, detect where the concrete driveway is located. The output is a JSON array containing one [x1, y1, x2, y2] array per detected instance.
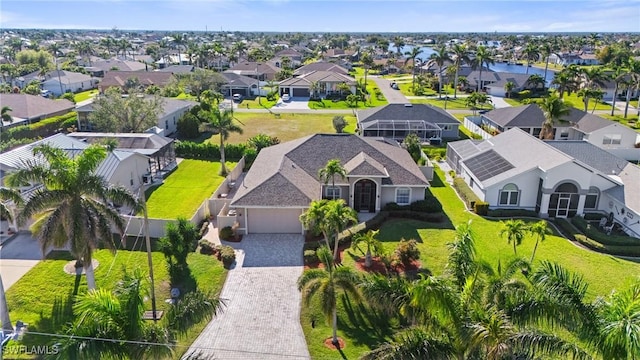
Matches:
[[0, 233, 44, 290], [183, 234, 310, 360], [372, 76, 410, 104], [273, 97, 309, 110]]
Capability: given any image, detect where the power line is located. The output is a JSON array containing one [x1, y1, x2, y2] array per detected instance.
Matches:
[[20, 330, 310, 359]]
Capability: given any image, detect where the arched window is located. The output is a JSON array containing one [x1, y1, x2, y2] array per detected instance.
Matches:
[[549, 182, 580, 218], [499, 183, 519, 206], [555, 182, 578, 193], [584, 187, 600, 209]]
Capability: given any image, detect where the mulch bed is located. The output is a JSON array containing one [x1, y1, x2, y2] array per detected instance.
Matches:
[[323, 337, 346, 350], [354, 257, 421, 274]]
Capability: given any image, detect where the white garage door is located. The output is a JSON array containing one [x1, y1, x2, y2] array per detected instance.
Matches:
[[248, 208, 303, 234]]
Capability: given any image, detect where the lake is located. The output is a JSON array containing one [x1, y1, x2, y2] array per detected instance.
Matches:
[[389, 44, 556, 85]]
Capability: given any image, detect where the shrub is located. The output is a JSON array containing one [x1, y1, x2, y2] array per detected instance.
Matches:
[[303, 241, 322, 252], [218, 245, 236, 268], [571, 216, 640, 246], [474, 201, 489, 216], [384, 202, 403, 211], [303, 249, 318, 263], [177, 113, 202, 139], [175, 141, 247, 161], [410, 198, 443, 213], [392, 238, 420, 267], [198, 239, 215, 255], [518, 90, 531, 99], [198, 220, 209, 237], [219, 226, 234, 240], [452, 177, 482, 209], [0, 112, 77, 143], [243, 148, 257, 170], [487, 209, 539, 217]]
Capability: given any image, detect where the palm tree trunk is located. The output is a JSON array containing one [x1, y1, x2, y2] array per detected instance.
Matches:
[[530, 240, 540, 263], [219, 136, 227, 175], [478, 67, 483, 93], [584, 96, 589, 112], [0, 273, 13, 332], [543, 56, 550, 86], [438, 66, 443, 100], [365, 248, 372, 268], [624, 87, 632, 118], [332, 306, 339, 345], [513, 241, 517, 256], [333, 232, 340, 262], [85, 258, 97, 290], [454, 68, 460, 99], [611, 84, 618, 116], [526, 61, 530, 75]]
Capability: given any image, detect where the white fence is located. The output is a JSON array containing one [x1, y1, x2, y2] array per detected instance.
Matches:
[[463, 116, 493, 140]]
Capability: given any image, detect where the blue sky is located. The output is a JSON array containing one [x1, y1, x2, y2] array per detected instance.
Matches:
[[1, 0, 639, 33]]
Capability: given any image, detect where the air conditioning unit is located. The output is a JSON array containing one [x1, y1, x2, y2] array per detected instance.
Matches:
[[142, 174, 152, 185]]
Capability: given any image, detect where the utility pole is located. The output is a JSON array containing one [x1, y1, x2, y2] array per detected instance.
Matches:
[[139, 186, 158, 322]]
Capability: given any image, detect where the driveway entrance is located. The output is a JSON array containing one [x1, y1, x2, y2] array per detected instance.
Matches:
[[183, 234, 310, 360]]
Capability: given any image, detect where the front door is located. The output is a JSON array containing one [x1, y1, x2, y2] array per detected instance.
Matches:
[[354, 179, 376, 212], [556, 197, 570, 218]]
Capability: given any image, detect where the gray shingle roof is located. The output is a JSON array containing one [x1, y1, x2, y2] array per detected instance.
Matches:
[[221, 73, 256, 87], [358, 104, 459, 125], [0, 94, 75, 121], [231, 134, 428, 207], [67, 132, 173, 150], [100, 71, 174, 89], [483, 104, 615, 132], [547, 141, 629, 176], [294, 62, 348, 76], [42, 70, 93, 85], [344, 152, 388, 177], [280, 70, 356, 86]]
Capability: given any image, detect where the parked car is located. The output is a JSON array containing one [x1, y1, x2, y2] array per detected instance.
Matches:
[[390, 82, 399, 90], [281, 94, 291, 102], [232, 94, 243, 102], [41, 90, 52, 98]]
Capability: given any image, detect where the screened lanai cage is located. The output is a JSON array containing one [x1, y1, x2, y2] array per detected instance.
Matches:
[[360, 120, 443, 143]]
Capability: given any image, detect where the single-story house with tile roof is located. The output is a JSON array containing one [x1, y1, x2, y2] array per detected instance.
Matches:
[[0, 94, 75, 128], [357, 103, 460, 142], [0, 134, 150, 204], [41, 70, 99, 96], [155, 65, 199, 74], [86, 58, 147, 76], [227, 134, 429, 234], [98, 71, 174, 93], [464, 104, 640, 160], [220, 72, 258, 97], [279, 70, 357, 98], [76, 96, 196, 136], [446, 128, 640, 237], [463, 70, 540, 96], [224, 62, 280, 81], [293, 62, 349, 76]]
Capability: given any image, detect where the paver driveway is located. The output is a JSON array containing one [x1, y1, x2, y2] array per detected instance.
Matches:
[[183, 234, 310, 360]]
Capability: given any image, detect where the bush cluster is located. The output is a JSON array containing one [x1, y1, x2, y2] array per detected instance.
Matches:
[[474, 201, 489, 216], [391, 238, 420, 268], [215, 245, 236, 268], [0, 112, 77, 144], [218, 226, 234, 240], [556, 217, 640, 257], [175, 141, 248, 161], [198, 239, 215, 255], [383, 198, 442, 213], [303, 249, 318, 264], [452, 178, 482, 210], [487, 209, 539, 217], [571, 216, 640, 246]]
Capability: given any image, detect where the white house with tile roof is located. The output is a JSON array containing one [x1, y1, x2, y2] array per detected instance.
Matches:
[[227, 134, 429, 234], [447, 128, 640, 237]]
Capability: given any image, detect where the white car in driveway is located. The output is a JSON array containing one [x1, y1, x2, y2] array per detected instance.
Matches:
[[281, 94, 291, 102]]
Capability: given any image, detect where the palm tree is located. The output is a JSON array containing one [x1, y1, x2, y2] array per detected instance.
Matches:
[[540, 41, 554, 86], [392, 36, 405, 57], [298, 246, 361, 346], [623, 59, 640, 118], [474, 45, 495, 92], [405, 47, 424, 91], [499, 219, 527, 255], [427, 45, 451, 99], [578, 67, 609, 112], [552, 68, 579, 100], [528, 220, 550, 263], [522, 43, 540, 74], [317, 159, 346, 200], [0, 187, 22, 233], [171, 33, 187, 65], [361, 50, 374, 91], [300, 199, 331, 248], [609, 66, 627, 116], [504, 81, 515, 98], [1, 105, 13, 124], [324, 199, 358, 261], [351, 229, 383, 268], [7, 144, 138, 290], [526, 74, 545, 92], [205, 108, 243, 176], [451, 44, 470, 99], [538, 94, 571, 140]]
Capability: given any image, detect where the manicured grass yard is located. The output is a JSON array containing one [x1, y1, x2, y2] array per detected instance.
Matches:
[[238, 97, 278, 109], [6, 249, 227, 358], [144, 159, 236, 219], [305, 168, 640, 359], [601, 114, 640, 132], [73, 89, 98, 103], [410, 97, 489, 110], [207, 113, 357, 144]]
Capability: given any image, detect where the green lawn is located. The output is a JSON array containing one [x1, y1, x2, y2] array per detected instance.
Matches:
[[144, 160, 235, 219], [410, 97, 488, 111], [601, 114, 640, 132], [207, 113, 357, 144], [6, 249, 227, 358], [174, 92, 198, 101], [562, 92, 612, 111], [73, 89, 98, 103], [237, 97, 278, 109]]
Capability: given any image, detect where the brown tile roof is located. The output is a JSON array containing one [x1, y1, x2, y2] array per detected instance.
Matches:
[[0, 94, 74, 121], [99, 71, 174, 90]]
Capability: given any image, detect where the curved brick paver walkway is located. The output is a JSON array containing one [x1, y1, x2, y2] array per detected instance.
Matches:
[[183, 234, 310, 360]]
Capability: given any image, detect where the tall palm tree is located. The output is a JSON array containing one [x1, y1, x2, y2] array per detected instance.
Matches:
[[540, 41, 554, 86], [351, 229, 383, 268], [1, 105, 13, 124], [427, 45, 451, 99], [451, 44, 470, 99], [172, 33, 187, 65], [552, 67, 579, 100], [499, 219, 527, 255], [205, 108, 243, 175], [392, 36, 405, 57], [474, 45, 495, 92], [324, 199, 358, 261], [538, 94, 571, 140], [522, 43, 540, 74], [317, 159, 346, 200], [609, 66, 627, 116], [578, 67, 609, 112], [405, 47, 424, 91], [300, 199, 332, 248], [298, 246, 361, 346], [624, 59, 640, 118], [528, 220, 550, 263], [7, 144, 138, 290], [361, 50, 374, 91]]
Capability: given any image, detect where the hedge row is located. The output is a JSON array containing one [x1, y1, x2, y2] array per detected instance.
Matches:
[[556, 218, 640, 257], [383, 198, 443, 213], [486, 209, 540, 218], [571, 216, 640, 246], [175, 141, 249, 161], [0, 112, 77, 143], [452, 177, 482, 209]]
